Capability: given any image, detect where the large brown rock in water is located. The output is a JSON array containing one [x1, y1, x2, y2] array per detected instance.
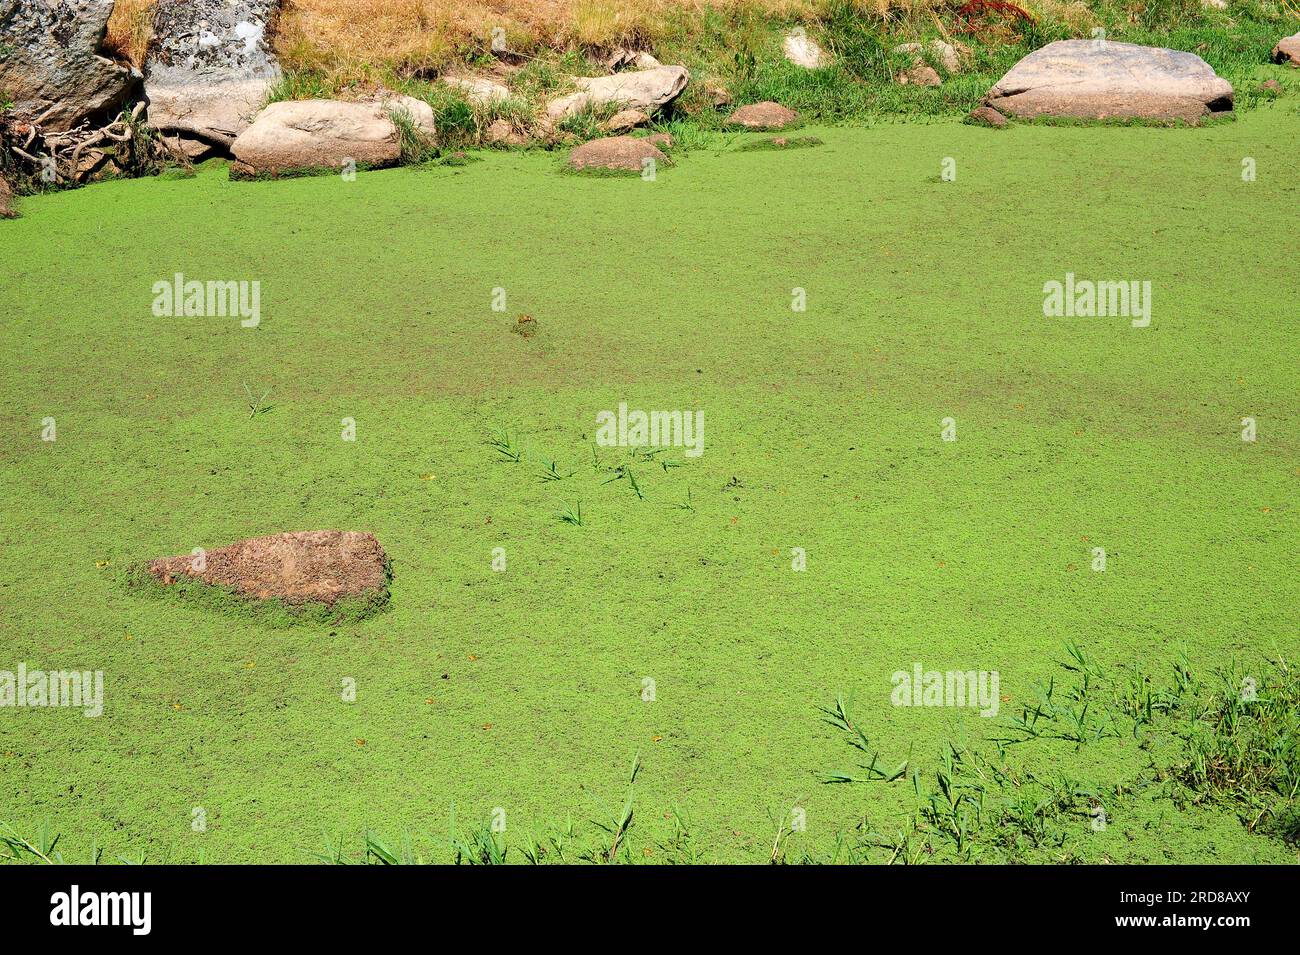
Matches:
[[147, 531, 389, 607], [983, 40, 1233, 123], [0, 0, 139, 132], [567, 135, 666, 172]]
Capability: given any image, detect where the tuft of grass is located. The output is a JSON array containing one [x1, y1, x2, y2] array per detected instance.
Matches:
[[0, 820, 61, 864], [486, 428, 524, 462], [820, 651, 1297, 862], [242, 383, 273, 419], [589, 753, 642, 864], [817, 695, 910, 782], [448, 804, 508, 864], [556, 500, 585, 526], [266, 69, 347, 105], [388, 107, 439, 164], [1174, 658, 1299, 842], [104, 0, 155, 67], [538, 456, 573, 481]]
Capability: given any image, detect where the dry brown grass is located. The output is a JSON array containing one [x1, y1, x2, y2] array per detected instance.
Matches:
[[104, 0, 156, 67], [103, 0, 935, 79], [275, 0, 825, 76]]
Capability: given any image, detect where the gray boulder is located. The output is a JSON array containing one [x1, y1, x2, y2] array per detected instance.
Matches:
[[231, 99, 400, 176], [145, 0, 281, 149], [546, 66, 689, 120], [894, 40, 961, 74], [0, 0, 139, 131], [783, 30, 829, 69], [441, 76, 510, 105], [984, 40, 1233, 123]]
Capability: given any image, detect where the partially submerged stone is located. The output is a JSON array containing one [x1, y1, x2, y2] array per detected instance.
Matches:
[[546, 66, 689, 120], [0, 0, 139, 132], [231, 99, 401, 176], [983, 40, 1233, 123], [725, 101, 799, 130], [146, 530, 389, 608], [567, 135, 666, 172], [967, 105, 1008, 128], [145, 0, 280, 150]]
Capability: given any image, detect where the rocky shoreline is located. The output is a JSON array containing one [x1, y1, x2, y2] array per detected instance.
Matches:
[[3, 1, 1296, 212]]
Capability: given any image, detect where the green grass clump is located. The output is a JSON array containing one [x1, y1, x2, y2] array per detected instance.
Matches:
[[387, 109, 438, 165], [736, 134, 824, 150], [1175, 660, 1299, 843], [818, 652, 1296, 864]]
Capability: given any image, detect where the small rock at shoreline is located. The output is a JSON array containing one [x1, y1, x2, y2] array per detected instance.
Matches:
[[967, 105, 1008, 127], [568, 135, 666, 172], [604, 108, 650, 133], [726, 101, 798, 130]]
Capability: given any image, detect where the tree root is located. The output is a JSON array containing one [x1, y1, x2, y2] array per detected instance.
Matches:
[[2, 99, 163, 189]]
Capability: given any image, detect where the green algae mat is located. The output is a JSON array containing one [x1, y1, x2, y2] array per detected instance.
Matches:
[[1, 107, 1297, 863]]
